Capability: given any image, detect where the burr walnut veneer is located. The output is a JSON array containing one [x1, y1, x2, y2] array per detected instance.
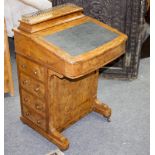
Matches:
[[14, 4, 127, 150]]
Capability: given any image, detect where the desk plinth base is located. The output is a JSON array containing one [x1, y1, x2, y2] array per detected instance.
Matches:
[[20, 116, 70, 150], [20, 99, 111, 150]]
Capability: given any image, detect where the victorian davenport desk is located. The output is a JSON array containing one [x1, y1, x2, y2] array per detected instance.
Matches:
[[14, 4, 127, 150]]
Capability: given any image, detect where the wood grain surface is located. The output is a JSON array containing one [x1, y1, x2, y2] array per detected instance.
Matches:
[[14, 4, 127, 150]]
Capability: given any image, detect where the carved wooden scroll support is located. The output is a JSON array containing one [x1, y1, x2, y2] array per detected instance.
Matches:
[[93, 99, 112, 122]]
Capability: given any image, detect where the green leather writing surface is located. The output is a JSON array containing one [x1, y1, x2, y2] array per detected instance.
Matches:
[[43, 22, 118, 56]]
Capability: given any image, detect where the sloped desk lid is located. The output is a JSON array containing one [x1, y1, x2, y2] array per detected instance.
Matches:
[[43, 22, 119, 56], [15, 15, 127, 78]]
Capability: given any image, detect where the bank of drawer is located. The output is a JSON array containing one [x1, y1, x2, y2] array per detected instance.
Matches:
[[21, 89, 46, 116], [23, 105, 46, 131], [17, 55, 45, 82], [20, 73, 45, 99]]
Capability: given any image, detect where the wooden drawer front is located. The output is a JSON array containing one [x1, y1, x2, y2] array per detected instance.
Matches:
[[17, 55, 45, 82], [23, 105, 46, 130], [21, 89, 46, 116], [20, 73, 45, 99]]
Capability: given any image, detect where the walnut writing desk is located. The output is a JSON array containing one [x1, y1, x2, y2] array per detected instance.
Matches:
[[14, 4, 127, 150]]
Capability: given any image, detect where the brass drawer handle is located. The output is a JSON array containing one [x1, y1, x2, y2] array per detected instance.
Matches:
[[34, 71, 38, 75], [22, 64, 27, 69], [24, 97, 29, 102], [35, 104, 42, 110], [34, 87, 40, 92], [26, 112, 30, 116], [37, 120, 41, 124], [23, 80, 29, 85]]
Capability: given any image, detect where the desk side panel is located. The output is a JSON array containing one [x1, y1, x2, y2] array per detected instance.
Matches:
[[48, 70, 98, 132]]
